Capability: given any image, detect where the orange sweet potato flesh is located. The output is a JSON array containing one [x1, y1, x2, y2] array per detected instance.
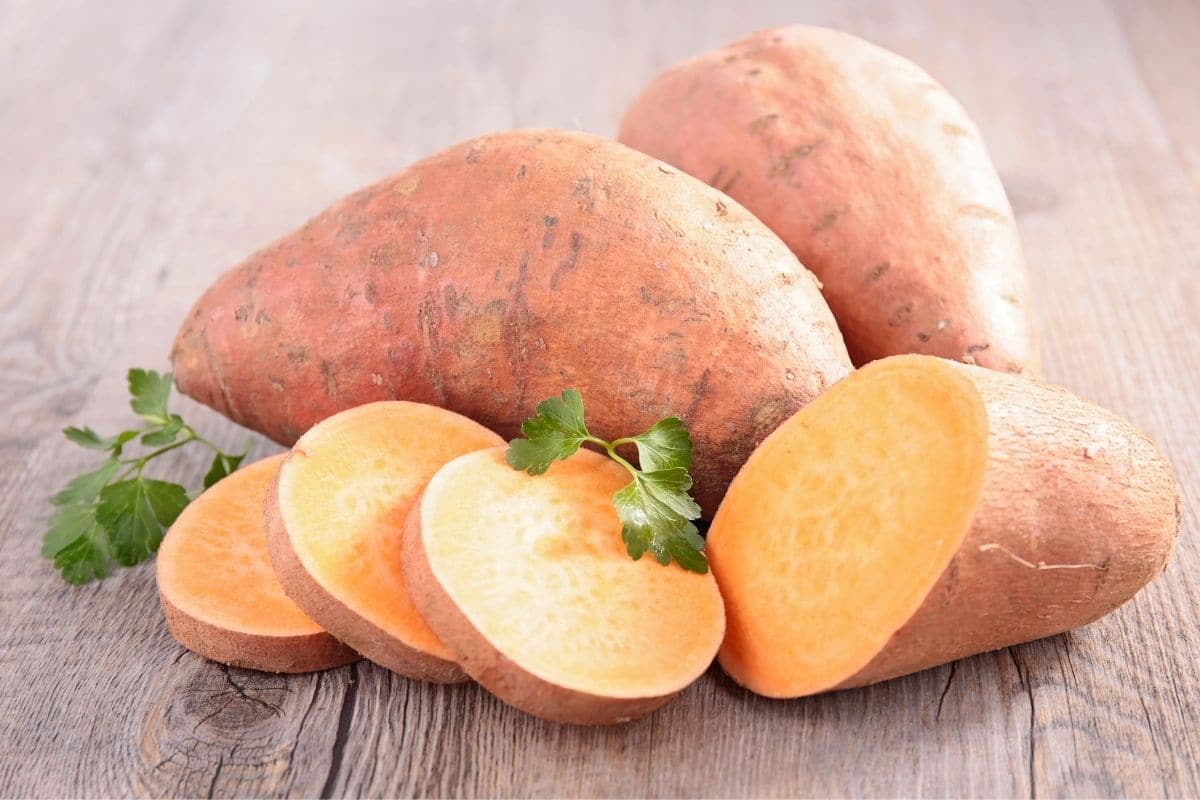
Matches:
[[708, 356, 1179, 698], [402, 447, 726, 725], [619, 26, 1041, 376], [156, 454, 357, 673], [266, 401, 503, 682], [171, 128, 852, 517]]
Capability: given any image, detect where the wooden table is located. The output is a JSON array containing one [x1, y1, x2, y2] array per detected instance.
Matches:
[[2, 1, 1196, 797]]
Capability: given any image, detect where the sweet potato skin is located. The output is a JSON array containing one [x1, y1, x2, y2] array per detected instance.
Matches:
[[839, 361, 1179, 687], [171, 129, 851, 516], [401, 500, 674, 725], [161, 594, 358, 674], [264, 465, 467, 684], [619, 26, 1040, 376]]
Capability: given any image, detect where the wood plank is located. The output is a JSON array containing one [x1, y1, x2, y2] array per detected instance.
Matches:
[[0, 0, 1195, 797]]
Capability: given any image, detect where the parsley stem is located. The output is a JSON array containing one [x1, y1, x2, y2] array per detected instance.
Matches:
[[584, 435, 639, 479]]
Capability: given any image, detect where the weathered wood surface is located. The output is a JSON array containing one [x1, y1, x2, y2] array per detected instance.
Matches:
[[0, 0, 1196, 797]]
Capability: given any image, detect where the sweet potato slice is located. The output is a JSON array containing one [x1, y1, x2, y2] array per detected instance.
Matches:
[[157, 454, 357, 673], [708, 355, 1179, 698], [403, 447, 726, 724], [266, 401, 502, 682]]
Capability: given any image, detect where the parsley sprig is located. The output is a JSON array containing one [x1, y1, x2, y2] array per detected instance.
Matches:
[[43, 368, 250, 585], [506, 389, 707, 573]]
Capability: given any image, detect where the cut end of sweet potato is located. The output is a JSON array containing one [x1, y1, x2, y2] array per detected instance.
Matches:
[[708, 355, 989, 698], [156, 454, 358, 673], [268, 401, 503, 682], [403, 447, 726, 724]]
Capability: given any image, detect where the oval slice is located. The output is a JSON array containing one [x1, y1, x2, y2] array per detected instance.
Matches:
[[266, 401, 503, 682], [403, 447, 726, 724], [157, 454, 357, 673]]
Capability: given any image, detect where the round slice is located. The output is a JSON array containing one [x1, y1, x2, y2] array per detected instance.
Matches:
[[403, 447, 726, 725], [157, 454, 357, 673], [266, 401, 503, 682]]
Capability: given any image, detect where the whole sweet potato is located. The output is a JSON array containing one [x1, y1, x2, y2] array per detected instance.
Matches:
[[619, 26, 1041, 376], [171, 129, 851, 515]]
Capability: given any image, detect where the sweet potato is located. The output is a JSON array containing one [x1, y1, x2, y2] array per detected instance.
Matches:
[[171, 128, 852, 516], [266, 401, 502, 682], [156, 454, 357, 673], [619, 26, 1040, 376], [707, 355, 1178, 698], [402, 447, 726, 725]]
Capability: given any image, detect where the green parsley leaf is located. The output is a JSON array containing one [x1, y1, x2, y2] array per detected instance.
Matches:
[[42, 504, 100, 558], [128, 368, 173, 423], [63, 426, 114, 450], [52, 520, 113, 585], [614, 467, 706, 572], [50, 459, 120, 506], [505, 389, 590, 475], [96, 477, 189, 566], [629, 417, 692, 472], [203, 450, 247, 489], [45, 366, 258, 585], [506, 391, 708, 573], [141, 414, 185, 446]]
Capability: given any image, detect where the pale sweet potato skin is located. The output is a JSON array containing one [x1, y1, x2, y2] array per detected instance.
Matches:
[[264, 466, 468, 684], [171, 128, 851, 516], [400, 501, 675, 725], [619, 26, 1040, 376], [839, 362, 1179, 688], [160, 593, 358, 674]]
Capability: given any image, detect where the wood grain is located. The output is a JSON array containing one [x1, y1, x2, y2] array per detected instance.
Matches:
[[0, 0, 1196, 797]]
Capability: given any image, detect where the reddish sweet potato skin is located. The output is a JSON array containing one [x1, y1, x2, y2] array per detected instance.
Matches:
[[619, 26, 1040, 376], [171, 129, 851, 515]]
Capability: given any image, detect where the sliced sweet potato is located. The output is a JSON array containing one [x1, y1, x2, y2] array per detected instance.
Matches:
[[266, 401, 502, 682], [403, 447, 726, 724], [157, 454, 357, 673], [708, 355, 1179, 698]]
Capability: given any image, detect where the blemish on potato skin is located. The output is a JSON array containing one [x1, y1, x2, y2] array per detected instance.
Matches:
[[942, 122, 971, 137], [255, 309, 271, 325], [515, 164, 526, 179], [811, 206, 848, 234], [715, 200, 728, 216], [749, 113, 779, 134], [959, 204, 1009, 223], [865, 261, 890, 283], [542, 216, 558, 249], [549, 233, 583, 289], [364, 282, 378, 305], [234, 306, 249, 322], [888, 302, 914, 327], [287, 350, 310, 366], [769, 140, 825, 179], [319, 360, 338, 399], [718, 168, 742, 193]]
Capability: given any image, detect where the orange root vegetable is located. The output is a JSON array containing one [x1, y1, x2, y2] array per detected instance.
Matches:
[[266, 401, 502, 682], [402, 447, 726, 725], [619, 26, 1040, 376], [156, 454, 357, 673], [170, 128, 852, 517], [708, 355, 1179, 698]]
